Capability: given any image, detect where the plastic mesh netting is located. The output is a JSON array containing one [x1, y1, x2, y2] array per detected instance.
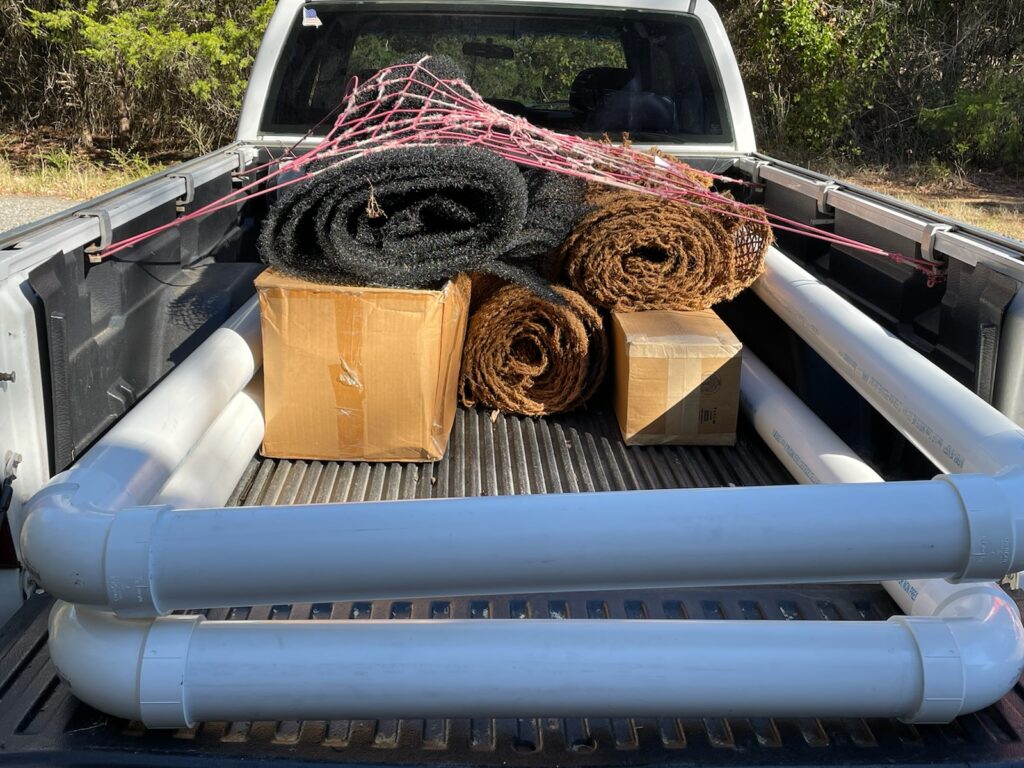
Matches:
[[101, 55, 941, 285]]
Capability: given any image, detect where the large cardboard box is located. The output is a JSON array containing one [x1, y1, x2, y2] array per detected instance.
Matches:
[[612, 310, 742, 446], [255, 270, 470, 462]]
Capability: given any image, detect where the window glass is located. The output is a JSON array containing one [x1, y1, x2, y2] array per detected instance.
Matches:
[[262, 6, 732, 144]]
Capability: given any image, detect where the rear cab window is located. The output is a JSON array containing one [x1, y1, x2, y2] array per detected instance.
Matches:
[[262, 3, 733, 145]]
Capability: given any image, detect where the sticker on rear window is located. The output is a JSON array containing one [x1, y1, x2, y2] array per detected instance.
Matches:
[[302, 7, 322, 28]]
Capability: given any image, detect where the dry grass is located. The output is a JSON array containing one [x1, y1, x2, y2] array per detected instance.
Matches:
[[900, 198, 1024, 243], [0, 134, 165, 200], [811, 161, 1024, 243], [0, 153, 162, 200]]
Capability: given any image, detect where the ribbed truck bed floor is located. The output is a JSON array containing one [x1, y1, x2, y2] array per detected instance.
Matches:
[[3, 407, 1024, 767]]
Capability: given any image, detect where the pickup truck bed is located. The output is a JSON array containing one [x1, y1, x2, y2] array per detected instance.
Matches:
[[4, 0, 1024, 763], [3, 406, 1024, 767]]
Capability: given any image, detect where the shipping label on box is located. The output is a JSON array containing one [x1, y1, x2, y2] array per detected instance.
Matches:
[[256, 270, 469, 462], [612, 310, 742, 446]]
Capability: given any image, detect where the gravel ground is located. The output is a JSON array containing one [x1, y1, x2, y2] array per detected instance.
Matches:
[[0, 196, 77, 234]]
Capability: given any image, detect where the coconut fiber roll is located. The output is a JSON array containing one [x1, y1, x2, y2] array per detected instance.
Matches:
[[555, 186, 772, 312], [460, 285, 608, 417], [258, 144, 585, 297]]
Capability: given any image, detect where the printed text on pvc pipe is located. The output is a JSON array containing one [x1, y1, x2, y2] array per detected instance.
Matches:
[[840, 351, 966, 469]]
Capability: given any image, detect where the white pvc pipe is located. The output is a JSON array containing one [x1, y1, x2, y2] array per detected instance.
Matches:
[[754, 247, 1024, 475], [49, 602, 925, 727], [740, 352, 875, 484], [19, 298, 260, 607], [39, 296, 260, 511], [152, 378, 265, 510], [42, 351, 1024, 729], [109, 476, 1021, 615], [21, 270, 1024, 615], [740, 349, 1024, 722], [185, 621, 915, 721]]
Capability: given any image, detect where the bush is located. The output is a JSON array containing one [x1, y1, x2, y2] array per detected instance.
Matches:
[[918, 58, 1024, 170], [19, 0, 275, 149], [1, 0, 1021, 174], [719, 0, 1023, 172], [721, 0, 892, 158]]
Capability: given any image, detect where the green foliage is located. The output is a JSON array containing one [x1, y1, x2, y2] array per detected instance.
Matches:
[[1, 0, 1021, 174], [919, 58, 1024, 169], [719, 0, 1023, 171], [20, 0, 275, 145], [738, 0, 891, 156]]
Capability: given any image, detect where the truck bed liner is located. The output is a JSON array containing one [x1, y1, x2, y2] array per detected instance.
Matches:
[[228, 406, 792, 505], [3, 407, 1024, 767]]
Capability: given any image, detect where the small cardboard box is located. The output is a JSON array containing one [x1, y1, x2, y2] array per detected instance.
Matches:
[[255, 270, 470, 462], [612, 310, 742, 446]]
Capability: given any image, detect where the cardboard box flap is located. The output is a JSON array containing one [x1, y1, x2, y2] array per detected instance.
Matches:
[[431, 275, 471, 453], [615, 310, 742, 359], [255, 270, 456, 298]]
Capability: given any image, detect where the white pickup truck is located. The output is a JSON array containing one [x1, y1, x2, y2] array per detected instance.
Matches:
[[3, 1, 1024, 766]]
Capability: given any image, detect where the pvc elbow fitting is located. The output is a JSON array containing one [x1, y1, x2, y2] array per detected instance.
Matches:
[[21, 381, 267, 618], [48, 603, 148, 722], [20, 484, 112, 608], [934, 585, 1024, 715], [893, 581, 1024, 723], [50, 603, 207, 727], [24, 494, 169, 617]]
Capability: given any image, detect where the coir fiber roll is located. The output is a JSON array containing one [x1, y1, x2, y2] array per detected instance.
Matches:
[[556, 186, 772, 312], [460, 285, 607, 416], [259, 144, 585, 297]]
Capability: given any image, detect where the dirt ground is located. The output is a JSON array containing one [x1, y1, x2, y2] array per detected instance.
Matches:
[[0, 196, 74, 232]]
